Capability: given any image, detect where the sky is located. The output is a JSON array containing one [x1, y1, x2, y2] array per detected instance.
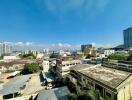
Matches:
[[0, 0, 132, 49]]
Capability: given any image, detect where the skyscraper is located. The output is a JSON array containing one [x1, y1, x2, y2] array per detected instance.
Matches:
[[0, 43, 12, 56], [124, 27, 132, 49], [81, 44, 93, 52]]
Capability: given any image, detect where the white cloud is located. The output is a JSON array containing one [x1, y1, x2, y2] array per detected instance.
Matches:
[[91, 42, 113, 48], [65, 43, 71, 47], [14, 42, 34, 46], [58, 43, 63, 47], [15, 42, 23, 46], [36, 0, 110, 16], [25, 42, 34, 46], [57, 43, 71, 47], [91, 42, 96, 47]]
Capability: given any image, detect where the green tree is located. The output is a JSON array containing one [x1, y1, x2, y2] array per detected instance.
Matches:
[[50, 53, 61, 58], [108, 53, 127, 60], [76, 86, 83, 96], [21, 63, 40, 75], [0, 56, 3, 60], [19, 53, 36, 59], [68, 93, 77, 100], [127, 52, 132, 61], [86, 90, 96, 100]]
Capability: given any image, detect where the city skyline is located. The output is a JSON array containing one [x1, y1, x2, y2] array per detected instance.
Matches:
[[0, 0, 132, 48], [0, 41, 116, 51]]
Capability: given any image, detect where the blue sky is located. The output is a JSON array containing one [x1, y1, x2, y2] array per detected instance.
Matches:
[[0, 0, 132, 48]]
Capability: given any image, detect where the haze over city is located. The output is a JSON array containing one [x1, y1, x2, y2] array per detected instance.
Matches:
[[0, 0, 132, 50]]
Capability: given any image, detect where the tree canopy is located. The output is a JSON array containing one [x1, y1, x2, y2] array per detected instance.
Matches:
[[50, 53, 61, 58], [21, 63, 40, 75], [127, 52, 132, 61], [19, 53, 36, 59], [108, 52, 132, 61], [108, 53, 127, 60]]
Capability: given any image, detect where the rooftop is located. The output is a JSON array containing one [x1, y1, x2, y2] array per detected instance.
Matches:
[[77, 65, 132, 89], [0, 75, 31, 95], [124, 27, 132, 31], [70, 64, 95, 71], [0, 60, 29, 67], [36, 86, 70, 100]]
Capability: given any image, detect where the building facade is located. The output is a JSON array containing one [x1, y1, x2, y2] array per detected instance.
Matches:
[[56, 59, 81, 76], [104, 50, 115, 56], [70, 64, 132, 100], [0, 60, 30, 72], [22, 50, 39, 57], [124, 27, 132, 49], [42, 60, 50, 72]]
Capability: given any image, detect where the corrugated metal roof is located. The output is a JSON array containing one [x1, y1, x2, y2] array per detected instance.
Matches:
[[37, 86, 70, 100], [0, 75, 31, 95]]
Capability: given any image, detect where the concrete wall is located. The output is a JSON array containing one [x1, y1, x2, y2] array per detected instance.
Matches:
[[117, 81, 132, 100], [0, 95, 2, 100]]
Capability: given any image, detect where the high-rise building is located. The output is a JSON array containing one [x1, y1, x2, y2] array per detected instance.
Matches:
[[43, 48, 49, 54], [124, 27, 132, 49], [81, 44, 93, 52], [0, 43, 12, 56]]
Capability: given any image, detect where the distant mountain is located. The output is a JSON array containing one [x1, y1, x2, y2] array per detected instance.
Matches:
[[114, 44, 124, 48], [113, 44, 124, 50]]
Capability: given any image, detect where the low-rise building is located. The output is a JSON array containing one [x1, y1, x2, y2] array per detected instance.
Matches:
[[104, 49, 115, 56], [3, 56, 20, 61], [81, 59, 91, 64], [36, 53, 44, 59], [0, 60, 30, 72], [102, 61, 132, 73], [70, 64, 132, 100], [56, 59, 81, 77], [0, 75, 31, 99], [81, 58, 102, 64]]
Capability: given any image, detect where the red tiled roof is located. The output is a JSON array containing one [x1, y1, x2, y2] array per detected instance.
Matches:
[[0, 60, 29, 67]]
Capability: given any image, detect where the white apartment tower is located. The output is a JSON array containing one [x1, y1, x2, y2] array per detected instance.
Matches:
[[0, 43, 12, 56]]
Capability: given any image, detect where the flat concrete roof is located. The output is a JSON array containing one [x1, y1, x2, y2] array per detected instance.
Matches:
[[70, 64, 95, 71], [78, 65, 132, 88]]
